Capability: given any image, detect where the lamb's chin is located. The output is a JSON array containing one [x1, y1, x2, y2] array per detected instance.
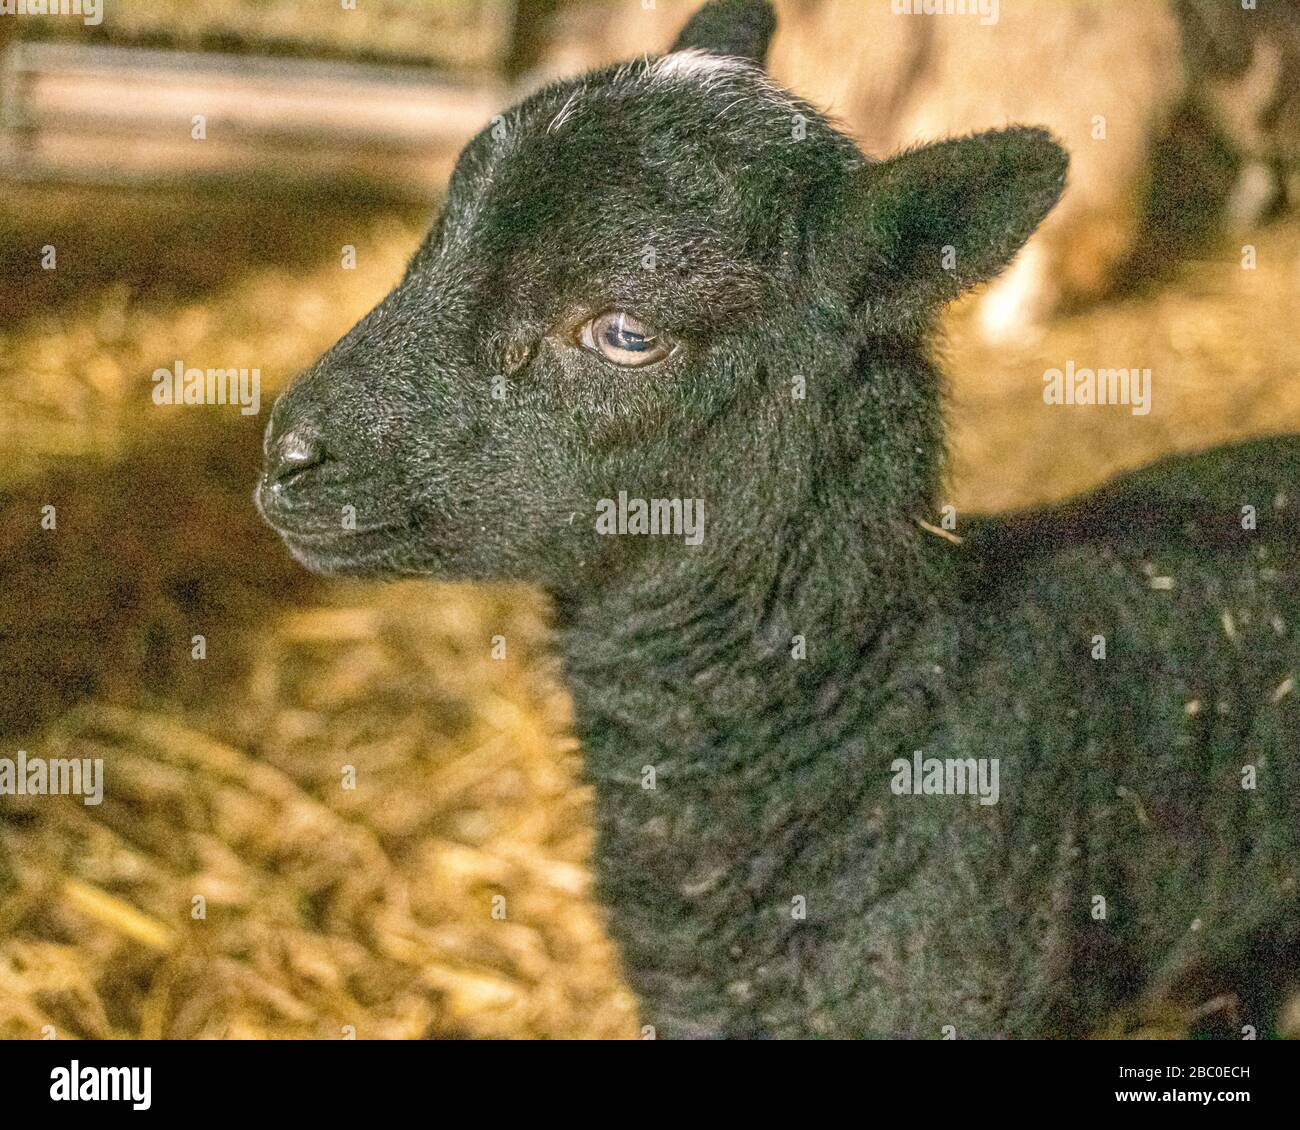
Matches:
[[274, 529, 412, 579]]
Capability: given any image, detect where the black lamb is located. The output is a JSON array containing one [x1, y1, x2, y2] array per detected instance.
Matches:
[[257, 0, 1300, 1038]]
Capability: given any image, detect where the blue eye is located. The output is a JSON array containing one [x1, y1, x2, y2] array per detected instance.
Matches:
[[580, 311, 674, 367]]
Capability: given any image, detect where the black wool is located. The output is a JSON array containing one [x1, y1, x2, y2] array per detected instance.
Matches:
[[260, 0, 1300, 1038]]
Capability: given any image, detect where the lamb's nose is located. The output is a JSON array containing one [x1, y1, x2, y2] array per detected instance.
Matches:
[[268, 428, 325, 485]]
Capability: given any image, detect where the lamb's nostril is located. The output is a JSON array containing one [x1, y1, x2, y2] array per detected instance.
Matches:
[[269, 428, 326, 485]]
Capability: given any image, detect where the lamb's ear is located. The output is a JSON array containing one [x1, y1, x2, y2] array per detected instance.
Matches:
[[670, 0, 776, 67], [823, 127, 1068, 319]]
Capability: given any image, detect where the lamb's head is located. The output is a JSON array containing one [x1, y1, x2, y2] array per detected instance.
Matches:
[[257, 0, 1067, 593]]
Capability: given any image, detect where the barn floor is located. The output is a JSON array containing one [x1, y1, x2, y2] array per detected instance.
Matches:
[[1, 184, 1298, 1039]]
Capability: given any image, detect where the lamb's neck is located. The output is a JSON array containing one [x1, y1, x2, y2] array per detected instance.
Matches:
[[554, 522, 957, 798], [552, 529, 956, 1035]]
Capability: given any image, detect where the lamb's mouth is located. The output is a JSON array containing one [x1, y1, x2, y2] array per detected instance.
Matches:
[[254, 481, 413, 577]]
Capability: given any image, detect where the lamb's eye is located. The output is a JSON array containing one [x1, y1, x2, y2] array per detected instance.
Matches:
[[580, 311, 673, 368]]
